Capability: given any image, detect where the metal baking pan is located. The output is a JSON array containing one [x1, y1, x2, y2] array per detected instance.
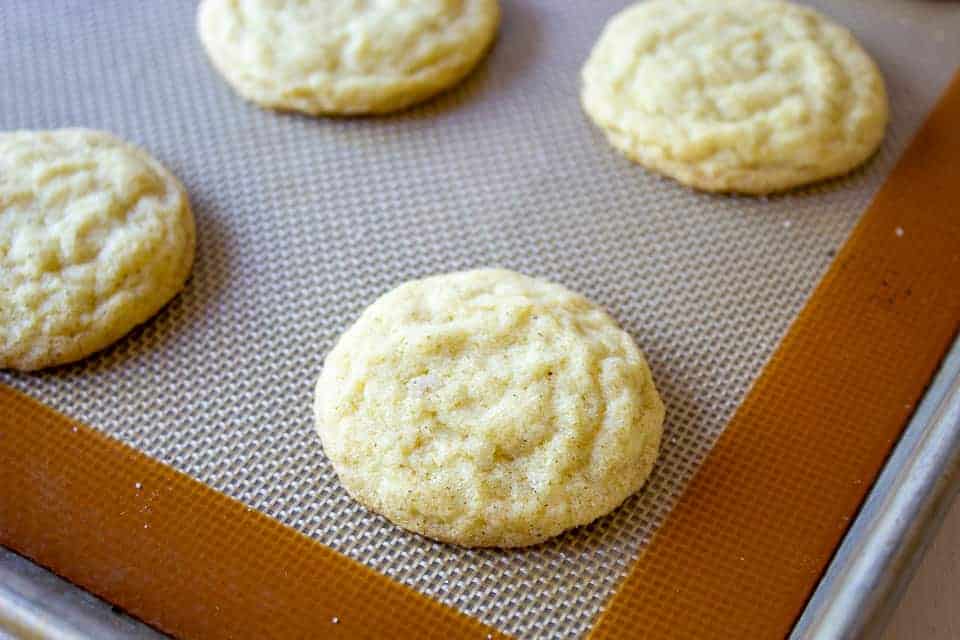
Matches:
[[794, 335, 960, 638]]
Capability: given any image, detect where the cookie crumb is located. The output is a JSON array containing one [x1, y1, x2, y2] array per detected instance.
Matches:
[[135, 482, 142, 490], [331, 617, 340, 625]]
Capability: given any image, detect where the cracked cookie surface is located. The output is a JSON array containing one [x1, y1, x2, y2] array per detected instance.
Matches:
[[581, 0, 889, 194], [314, 269, 664, 547], [198, 0, 500, 115], [0, 129, 195, 370]]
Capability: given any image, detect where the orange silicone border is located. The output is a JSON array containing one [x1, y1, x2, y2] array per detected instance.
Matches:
[[0, 387, 504, 640]]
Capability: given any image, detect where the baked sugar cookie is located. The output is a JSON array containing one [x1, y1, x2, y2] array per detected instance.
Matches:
[[581, 0, 889, 194], [314, 269, 664, 547], [197, 0, 500, 115], [0, 129, 195, 371]]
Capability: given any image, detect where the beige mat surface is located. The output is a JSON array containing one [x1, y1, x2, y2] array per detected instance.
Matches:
[[2, 1, 959, 636]]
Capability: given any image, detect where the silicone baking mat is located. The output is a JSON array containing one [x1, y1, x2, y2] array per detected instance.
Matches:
[[2, 1, 959, 638]]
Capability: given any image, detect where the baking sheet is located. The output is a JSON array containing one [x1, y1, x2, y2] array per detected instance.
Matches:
[[794, 336, 960, 638], [2, 1, 959, 637]]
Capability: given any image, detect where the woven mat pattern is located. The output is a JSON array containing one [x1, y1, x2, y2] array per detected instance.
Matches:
[[2, 1, 959, 636]]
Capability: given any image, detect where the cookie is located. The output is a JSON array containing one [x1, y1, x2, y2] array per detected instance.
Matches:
[[197, 0, 500, 116], [0, 129, 196, 371], [581, 0, 889, 194], [314, 269, 664, 547]]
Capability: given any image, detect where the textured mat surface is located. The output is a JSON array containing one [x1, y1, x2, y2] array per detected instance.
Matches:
[[2, 1, 959, 637]]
